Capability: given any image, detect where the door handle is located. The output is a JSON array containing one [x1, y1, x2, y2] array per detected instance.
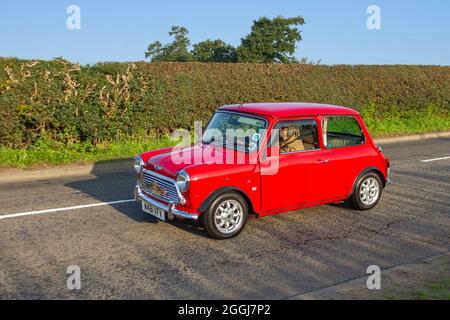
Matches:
[[316, 159, 329, 164]]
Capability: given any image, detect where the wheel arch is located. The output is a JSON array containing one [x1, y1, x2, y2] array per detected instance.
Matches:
[[198, 186, 255, 215], [351, 167, 386, 195]]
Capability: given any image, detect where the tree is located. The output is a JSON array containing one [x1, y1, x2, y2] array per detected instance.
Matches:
[[237, 16, 305, 63], [145, 17, 308, 63], [192, 39, 237, 62], [145, 26, 194, 62]]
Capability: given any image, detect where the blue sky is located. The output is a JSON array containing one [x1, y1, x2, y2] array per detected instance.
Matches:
[[1, 0, 449, 65]]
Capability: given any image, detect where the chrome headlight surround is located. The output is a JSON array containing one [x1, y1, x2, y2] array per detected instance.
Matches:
[[133, 156, 144, 174], [176, 170, 190, 192]]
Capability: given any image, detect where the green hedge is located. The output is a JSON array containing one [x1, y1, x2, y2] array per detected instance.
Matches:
[[1, 57, 449, 148]]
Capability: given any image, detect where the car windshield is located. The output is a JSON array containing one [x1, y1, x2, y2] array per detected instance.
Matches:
[[202, 112, 267, 153]]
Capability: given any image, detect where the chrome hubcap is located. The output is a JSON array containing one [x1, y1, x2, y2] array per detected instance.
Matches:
[[359, 177, 380, 205], [214, 200, 243, 234]]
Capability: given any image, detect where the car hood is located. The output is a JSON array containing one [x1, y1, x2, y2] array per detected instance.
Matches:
[[145, 143, 257, 178]]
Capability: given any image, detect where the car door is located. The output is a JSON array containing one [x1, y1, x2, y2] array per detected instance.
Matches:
[[260, 117, 328, 214], [320, 115, 370, 199]]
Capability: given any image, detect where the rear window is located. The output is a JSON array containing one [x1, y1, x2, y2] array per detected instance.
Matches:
[[323, 116, 365, 148]]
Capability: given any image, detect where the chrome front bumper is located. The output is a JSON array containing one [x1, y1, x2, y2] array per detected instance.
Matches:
[[134, 183, 199, 221]]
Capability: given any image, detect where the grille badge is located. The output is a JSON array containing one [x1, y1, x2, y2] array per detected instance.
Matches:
[[148, 181, 167, 197]]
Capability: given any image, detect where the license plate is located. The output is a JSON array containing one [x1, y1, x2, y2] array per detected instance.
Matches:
[[142, 201, 166, 221]]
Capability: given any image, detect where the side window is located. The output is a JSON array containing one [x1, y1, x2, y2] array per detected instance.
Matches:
[[271, 119, 320, 154], [322, 116, 365, 148]]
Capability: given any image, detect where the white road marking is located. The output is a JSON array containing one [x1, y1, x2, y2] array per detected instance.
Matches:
[[0, 199, 135, 221], [421, 156, 450, 163]]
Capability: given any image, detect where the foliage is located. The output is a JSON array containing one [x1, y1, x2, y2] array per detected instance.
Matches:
[[0, 58, 449, 152], [145, 26, 194, 62], [192, 39, 237, 62], [236, 16, 305, 63], [145, 16, 305, 63]]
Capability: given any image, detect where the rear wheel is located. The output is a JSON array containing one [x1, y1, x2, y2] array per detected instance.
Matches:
[[351, 172, 383, 210], [202, 192, 248, 239]]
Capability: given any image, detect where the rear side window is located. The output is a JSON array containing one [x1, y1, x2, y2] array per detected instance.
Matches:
[[323, 116, 365, 148]]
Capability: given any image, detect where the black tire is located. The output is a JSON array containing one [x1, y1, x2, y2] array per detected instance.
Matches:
[[201, 192, 248, 239], [351, 172, 383, 210]]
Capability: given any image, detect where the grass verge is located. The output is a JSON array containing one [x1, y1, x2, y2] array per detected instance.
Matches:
[[360, 104, 450, 137], [0, 136, 175, 168], [415, 279, 450, 300], [385, 278, 450, 300]]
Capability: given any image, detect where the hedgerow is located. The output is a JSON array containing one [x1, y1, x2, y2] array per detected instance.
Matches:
[[1, 57, 449, 148]]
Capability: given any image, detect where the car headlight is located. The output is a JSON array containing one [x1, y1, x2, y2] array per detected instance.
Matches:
[[133, 156, 144, 174], [176, 170, 190, 192]]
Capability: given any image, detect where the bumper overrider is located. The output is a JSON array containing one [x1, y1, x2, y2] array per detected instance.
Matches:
[[134, 183, 199, 221]]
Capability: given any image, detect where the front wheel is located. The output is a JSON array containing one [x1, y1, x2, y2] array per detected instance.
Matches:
[[202, 192, 248, 239], [351, 172, 383, 210]]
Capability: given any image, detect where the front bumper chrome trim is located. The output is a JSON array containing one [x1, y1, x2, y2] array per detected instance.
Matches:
[[134, 184, 199, 221]]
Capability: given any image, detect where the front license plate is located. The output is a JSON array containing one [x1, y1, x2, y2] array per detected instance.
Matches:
[[142, 201, 166, 221]]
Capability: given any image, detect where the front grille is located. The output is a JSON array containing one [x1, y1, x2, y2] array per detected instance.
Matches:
[[140, 170, 180, 204]]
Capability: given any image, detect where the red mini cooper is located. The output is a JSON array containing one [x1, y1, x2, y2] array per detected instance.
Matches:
[[134, 103, 390, 239]]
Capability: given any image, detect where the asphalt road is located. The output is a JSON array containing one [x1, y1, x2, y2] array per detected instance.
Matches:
[[0, 138, 449, 299]]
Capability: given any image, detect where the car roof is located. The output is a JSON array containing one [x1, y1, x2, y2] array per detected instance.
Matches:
[[218, 102, 359, 118]]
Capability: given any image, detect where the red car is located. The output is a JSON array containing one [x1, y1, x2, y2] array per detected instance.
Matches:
[[134, 103, 390, 239]]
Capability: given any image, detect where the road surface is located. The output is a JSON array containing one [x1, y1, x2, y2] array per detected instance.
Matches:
[[0, 138, 449, 299]]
